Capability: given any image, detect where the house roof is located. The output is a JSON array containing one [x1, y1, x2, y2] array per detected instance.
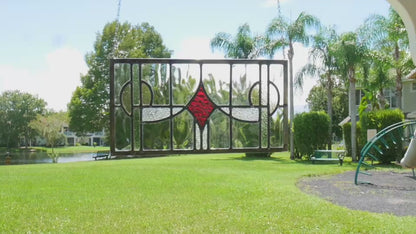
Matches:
[[405, 68, 416, 80]]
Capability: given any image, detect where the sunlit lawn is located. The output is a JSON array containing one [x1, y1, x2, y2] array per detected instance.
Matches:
[[31, 145, 109, 154], [1, 152, 415, 233]]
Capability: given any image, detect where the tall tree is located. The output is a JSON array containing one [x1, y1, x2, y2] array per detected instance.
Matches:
[[210, 23, 260, 59], [266, 12, 320, 159], [332, 32, 368, 161], [295, 26, 338, 149], [359, 8, 414, 109], [68, 21, 171, 134], [0, 90, 46, 147]]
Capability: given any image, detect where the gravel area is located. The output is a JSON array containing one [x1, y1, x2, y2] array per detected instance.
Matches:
[[297, 170, 416, 216]]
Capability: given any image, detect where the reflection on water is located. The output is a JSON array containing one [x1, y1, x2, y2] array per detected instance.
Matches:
[[0, 151, 95, 165]]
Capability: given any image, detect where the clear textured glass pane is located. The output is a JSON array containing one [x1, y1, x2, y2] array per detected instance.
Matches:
[[121, 83, 131, 115], [203, 64, 230, 105], [270, 64, 284, 105], [232, 120, 259, 149], [142, 63, 170, 105], [232, 64, 259, 105], [133, 64, 140, 106], [172, 107, 183, 116], [143, 120, 170, 150], [202, 125, 208, 150], [209, 110, 230, 149], [195, 123, 201, 150], [193, 123, 209, 150], [270, 110, 284, 147], [173, 111, 194, 150], [219, 107, 230, 115], [172, 63, 199, 105], [249, 83, 260, 106], [134, 108, 140, 150], [115, 107, 131, 151], [141, 82, 152, 106], [114, 63, 131, 105], [232, 107, 259, 122], [261, 108, 268, 148], [269, 81, 280, 115], [261, 65, 268, 106], [142, 107, 170, 122]]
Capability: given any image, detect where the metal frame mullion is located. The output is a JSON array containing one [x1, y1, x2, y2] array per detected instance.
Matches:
[[169, 63, 173, 150], [267, 64, 271, 149], [139, 63, 144, 152], [258, 64, 262, 149], [130, 63, 134, 153], [229, 63, 233, 150]]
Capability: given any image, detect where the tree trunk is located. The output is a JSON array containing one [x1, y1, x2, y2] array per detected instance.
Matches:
[[288, 44, 295, 160], [395, 67, 402, 109], [349, 67, 357, 161], [327, 73, 333, 150], [394, 43, 402, 109]]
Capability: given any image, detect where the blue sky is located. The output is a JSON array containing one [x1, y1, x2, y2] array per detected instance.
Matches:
[[0, 0, 390, 111]]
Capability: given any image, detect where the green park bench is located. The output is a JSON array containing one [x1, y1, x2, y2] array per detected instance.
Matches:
[[311, 150, 345, 166], [92, 150, 110, 160]]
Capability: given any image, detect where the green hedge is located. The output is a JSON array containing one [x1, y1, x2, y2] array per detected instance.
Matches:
[[360, 109, 404, 163], [293, 111, 330, 158], [343, 109, 404, 163]]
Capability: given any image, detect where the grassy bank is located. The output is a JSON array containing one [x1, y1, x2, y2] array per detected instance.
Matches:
[[0, 152, 414, 232], [31, 146, 109, 154], [1, 146, 109, 154]]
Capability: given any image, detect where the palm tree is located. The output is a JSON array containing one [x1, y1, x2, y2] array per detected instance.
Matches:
[[363, 51, 395, 111], [359, 8, 413, 109], [295, 26, 338, 149], [332, 32, 368, 161], [266, 12, 320, 159], [210, 23, 260, 59]]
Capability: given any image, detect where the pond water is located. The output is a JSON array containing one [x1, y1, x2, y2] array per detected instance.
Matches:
[[0, 151, 96, 165]]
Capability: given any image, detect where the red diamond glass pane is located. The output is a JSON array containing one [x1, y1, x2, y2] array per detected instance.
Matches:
[[188, 86, 215, 129]]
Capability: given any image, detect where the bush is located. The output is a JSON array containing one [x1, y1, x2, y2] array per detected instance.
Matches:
[[359, 109, 404, 163], [293, 111, 330, 158]]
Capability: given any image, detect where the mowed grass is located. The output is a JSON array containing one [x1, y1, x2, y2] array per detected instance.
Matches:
[[1, 153, 415, 233], [31, 146, 109, 154]]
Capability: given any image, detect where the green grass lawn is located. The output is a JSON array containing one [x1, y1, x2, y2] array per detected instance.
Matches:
[[1, 152, 415, 233], [31, 145, 110, 154], [0, 146, 109, 154]]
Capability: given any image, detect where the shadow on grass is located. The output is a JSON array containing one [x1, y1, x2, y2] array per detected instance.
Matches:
[[215, 154, 318, 165]]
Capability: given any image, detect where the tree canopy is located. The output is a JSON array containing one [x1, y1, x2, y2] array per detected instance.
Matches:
[[68, 21, 171, 134], [0, 90, 47, 147]]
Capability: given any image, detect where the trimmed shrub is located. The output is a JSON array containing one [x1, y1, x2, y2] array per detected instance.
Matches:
[[359, 109, 404, 163], [293, 111, 330, 158]]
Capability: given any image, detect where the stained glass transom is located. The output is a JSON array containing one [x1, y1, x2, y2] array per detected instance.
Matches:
[[110, 59, 288, 156]]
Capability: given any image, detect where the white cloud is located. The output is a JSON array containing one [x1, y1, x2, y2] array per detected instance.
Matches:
[[0, 47, 88, 111], [173, 37, 223, 59]]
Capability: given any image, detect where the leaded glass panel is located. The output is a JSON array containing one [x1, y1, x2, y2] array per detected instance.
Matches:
[[110, 59, 288, 156]]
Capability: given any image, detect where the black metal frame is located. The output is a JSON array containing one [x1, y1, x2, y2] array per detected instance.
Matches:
[[110, 58, 288, 156]]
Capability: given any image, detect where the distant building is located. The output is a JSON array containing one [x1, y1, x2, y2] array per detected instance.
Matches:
[[63, 126, 106, 146], [354, 71, 416, 119]]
